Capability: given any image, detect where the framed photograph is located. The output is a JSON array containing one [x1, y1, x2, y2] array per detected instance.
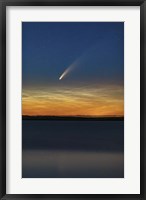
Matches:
[[0, 0, 145, 199]]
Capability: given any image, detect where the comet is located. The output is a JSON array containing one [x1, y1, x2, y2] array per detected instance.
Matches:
[[59, 64, 74, 80], [59, 44, 96, 80], [59, 55, 82, 80], [59, 76, 63, 80]]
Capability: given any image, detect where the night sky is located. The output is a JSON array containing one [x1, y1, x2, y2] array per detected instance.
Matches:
[[22, 22, 124, 116]]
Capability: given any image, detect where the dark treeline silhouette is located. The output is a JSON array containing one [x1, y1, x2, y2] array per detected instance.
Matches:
[[22, 115, 124, 121]]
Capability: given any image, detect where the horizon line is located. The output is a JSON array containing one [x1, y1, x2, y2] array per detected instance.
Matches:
[[22, 115, 124, 118]]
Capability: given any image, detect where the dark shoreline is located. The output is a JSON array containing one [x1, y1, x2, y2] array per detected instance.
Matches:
[[22, 115, 124, 121]]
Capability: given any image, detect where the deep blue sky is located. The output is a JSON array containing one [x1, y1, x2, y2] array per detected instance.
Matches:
[[22, 22, 124, 88]]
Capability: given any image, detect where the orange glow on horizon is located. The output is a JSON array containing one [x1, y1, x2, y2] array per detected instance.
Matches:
[[22, 85, 124, 117]]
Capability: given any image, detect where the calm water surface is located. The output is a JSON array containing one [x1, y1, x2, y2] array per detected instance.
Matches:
[[22, 120, 124, 178]]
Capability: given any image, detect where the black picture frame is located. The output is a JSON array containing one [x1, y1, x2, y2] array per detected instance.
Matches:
[[0, 0, 145, 199]]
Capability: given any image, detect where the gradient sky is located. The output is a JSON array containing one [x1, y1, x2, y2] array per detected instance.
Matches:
[[22, 22, 124, 116]]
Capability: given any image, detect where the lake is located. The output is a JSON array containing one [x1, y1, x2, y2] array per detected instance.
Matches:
[[22, 120, 124, 178]]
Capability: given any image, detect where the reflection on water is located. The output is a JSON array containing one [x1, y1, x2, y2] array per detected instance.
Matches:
[[22, 120, 124, 178], [22, 150, 124, 178]]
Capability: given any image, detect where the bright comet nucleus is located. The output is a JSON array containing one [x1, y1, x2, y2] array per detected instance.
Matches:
[[59, 74, 63, 80]]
